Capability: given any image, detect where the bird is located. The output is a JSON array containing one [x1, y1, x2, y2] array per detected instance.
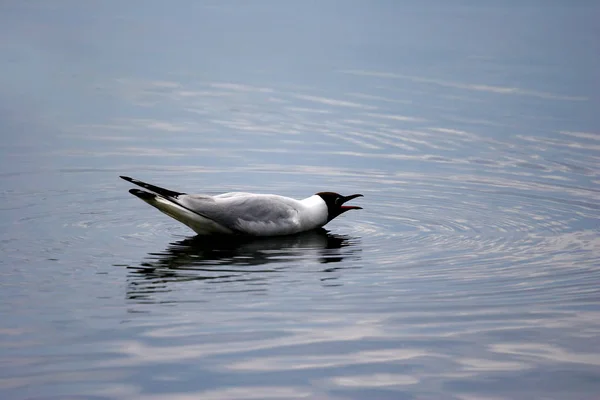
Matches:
[[120, 176, 363, 236]]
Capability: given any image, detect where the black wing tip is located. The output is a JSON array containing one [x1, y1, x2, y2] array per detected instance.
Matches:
[[129, 188, 156, 201], [120, 175, 184, 198]]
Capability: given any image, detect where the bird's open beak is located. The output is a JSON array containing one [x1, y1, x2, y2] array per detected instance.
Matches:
[[340, 194, 363, 210]]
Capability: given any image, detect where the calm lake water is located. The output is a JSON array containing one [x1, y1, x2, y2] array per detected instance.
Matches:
[[1, 1, 599, 399]]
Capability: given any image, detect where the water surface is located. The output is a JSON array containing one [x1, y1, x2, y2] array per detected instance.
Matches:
[[1, 1, 599, 399]]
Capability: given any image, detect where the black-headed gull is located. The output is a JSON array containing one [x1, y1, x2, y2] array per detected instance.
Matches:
[[120, 176, 363, 236]]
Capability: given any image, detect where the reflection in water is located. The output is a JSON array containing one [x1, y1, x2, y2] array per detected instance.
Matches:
[[126, 229, 360, 302]]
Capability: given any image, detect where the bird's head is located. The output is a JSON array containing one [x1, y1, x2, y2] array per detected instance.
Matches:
[[316, 192, 363, 223]]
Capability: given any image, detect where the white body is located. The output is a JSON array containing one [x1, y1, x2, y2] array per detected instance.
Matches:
[[141, 192, 329, 236]]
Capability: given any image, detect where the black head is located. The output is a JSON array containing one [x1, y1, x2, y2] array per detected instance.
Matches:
[[316, 192, 363, 223]]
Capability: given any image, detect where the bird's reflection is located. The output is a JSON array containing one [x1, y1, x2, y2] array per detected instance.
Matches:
[[126, 229, 360, 303]]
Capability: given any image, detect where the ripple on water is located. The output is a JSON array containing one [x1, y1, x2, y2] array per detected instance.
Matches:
[[114, 153, 600, 314], [3, 67, 598, 399], [335, 154, 599, 311]]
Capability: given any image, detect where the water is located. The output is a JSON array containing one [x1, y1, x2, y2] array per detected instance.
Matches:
[[1, 1, 599, 399]]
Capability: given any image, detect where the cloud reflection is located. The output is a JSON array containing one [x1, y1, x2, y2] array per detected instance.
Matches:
[[341, 70, 587, 101]]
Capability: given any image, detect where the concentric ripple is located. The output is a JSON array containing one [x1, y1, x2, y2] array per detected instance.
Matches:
[[98, 75, 600, 316]]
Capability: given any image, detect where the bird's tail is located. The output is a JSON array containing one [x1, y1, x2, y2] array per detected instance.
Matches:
[[120, 176, 184, 199], [127, 188, 200, 229], [124, 187, 233, 235]]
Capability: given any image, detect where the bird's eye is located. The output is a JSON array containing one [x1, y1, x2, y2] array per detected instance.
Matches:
[[335, 197, 341, 205]]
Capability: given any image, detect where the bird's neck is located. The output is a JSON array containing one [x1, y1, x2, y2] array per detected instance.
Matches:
[[299, 195, 329, 227]]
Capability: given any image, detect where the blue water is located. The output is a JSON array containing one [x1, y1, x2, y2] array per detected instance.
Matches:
[[1, 1, 599, 399]]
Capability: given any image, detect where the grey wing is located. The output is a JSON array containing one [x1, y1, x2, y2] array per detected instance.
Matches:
[[212, 192, 255, 199], [177, 194, 300, 235]]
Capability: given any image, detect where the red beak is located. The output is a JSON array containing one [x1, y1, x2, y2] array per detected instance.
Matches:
[[340, 194, 363, 211]]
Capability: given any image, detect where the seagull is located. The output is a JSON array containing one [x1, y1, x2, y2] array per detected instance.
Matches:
[[120, 176, 363, 236]]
